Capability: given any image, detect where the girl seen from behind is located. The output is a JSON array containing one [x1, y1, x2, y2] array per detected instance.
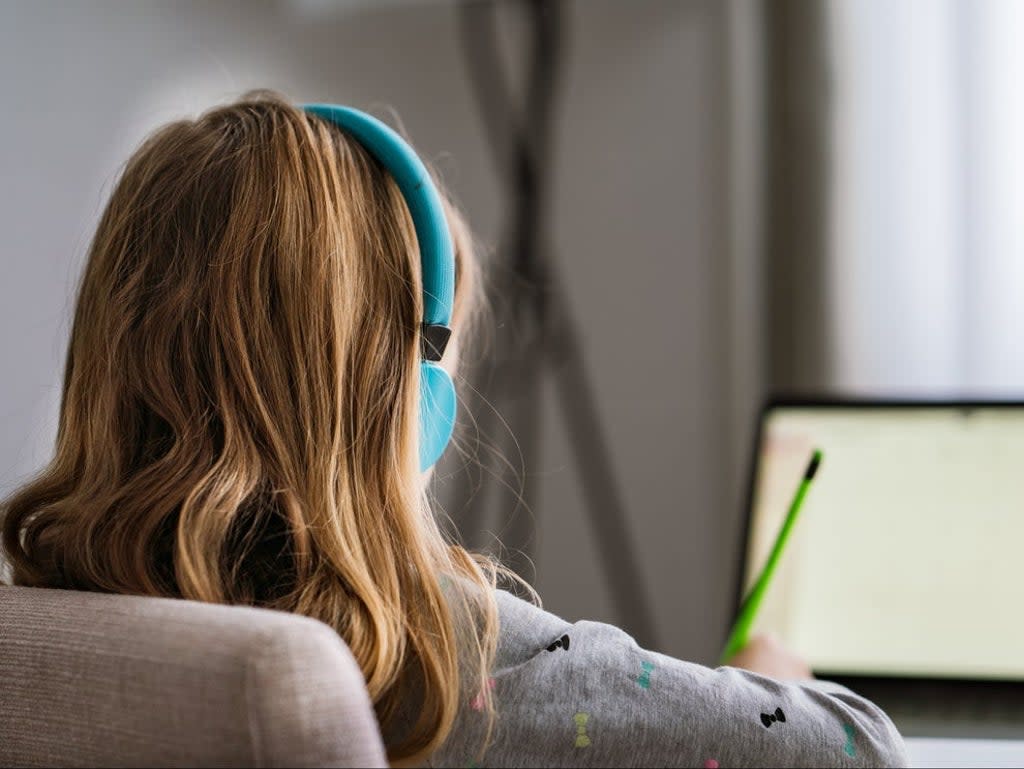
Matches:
[[1, 93, 908, 768]]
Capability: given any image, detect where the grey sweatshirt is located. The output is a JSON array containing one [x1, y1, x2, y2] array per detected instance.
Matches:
[[429, 590, 910, 768]]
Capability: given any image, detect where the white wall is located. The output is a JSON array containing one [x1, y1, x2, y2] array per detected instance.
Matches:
[[0, 0, 744, 663]]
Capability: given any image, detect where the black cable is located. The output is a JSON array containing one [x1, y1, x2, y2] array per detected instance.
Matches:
[[491, 2, 561, 582]]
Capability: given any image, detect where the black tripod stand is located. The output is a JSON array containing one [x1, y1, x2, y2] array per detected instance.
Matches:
[[456, 0, 658, 649]]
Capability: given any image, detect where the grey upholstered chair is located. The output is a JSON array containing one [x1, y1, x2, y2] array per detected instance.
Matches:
[[0, 586, 388, 767]]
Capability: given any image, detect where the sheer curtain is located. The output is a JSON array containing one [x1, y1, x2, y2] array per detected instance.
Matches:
[[828, 0, 1024, 395]]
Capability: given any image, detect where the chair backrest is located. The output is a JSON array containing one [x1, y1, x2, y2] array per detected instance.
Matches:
[[0, 586, 388, 768]]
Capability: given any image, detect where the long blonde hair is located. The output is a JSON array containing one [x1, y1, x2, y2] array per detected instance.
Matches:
[[1, 92, 497, 765]]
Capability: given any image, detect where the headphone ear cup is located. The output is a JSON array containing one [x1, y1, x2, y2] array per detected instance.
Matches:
[[419, 361, 457, 471]]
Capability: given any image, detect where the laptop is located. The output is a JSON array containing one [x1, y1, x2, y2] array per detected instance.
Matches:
[[734, 399, 1024, 765]]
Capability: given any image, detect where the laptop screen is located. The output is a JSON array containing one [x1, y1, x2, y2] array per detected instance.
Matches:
[[741, 403, 1024, 681]]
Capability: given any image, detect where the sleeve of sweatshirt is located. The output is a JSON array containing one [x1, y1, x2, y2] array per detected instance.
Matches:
[[432, 589, 910, 769]]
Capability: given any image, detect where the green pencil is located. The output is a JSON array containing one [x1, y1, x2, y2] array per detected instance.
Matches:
[[720, 448, 823, 664]]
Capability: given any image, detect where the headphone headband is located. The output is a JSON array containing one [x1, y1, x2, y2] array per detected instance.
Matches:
[[301, 104, 455, 334], [301, 104, 458, 470]]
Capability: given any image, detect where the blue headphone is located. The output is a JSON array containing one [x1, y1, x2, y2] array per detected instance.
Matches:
[[302, 104, 457, 471]]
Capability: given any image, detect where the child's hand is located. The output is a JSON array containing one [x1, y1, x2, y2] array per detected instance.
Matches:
[[725, 633, 813, 680]]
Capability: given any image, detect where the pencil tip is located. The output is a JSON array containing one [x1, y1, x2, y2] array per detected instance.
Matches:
[[804, 449, 822, 480]]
